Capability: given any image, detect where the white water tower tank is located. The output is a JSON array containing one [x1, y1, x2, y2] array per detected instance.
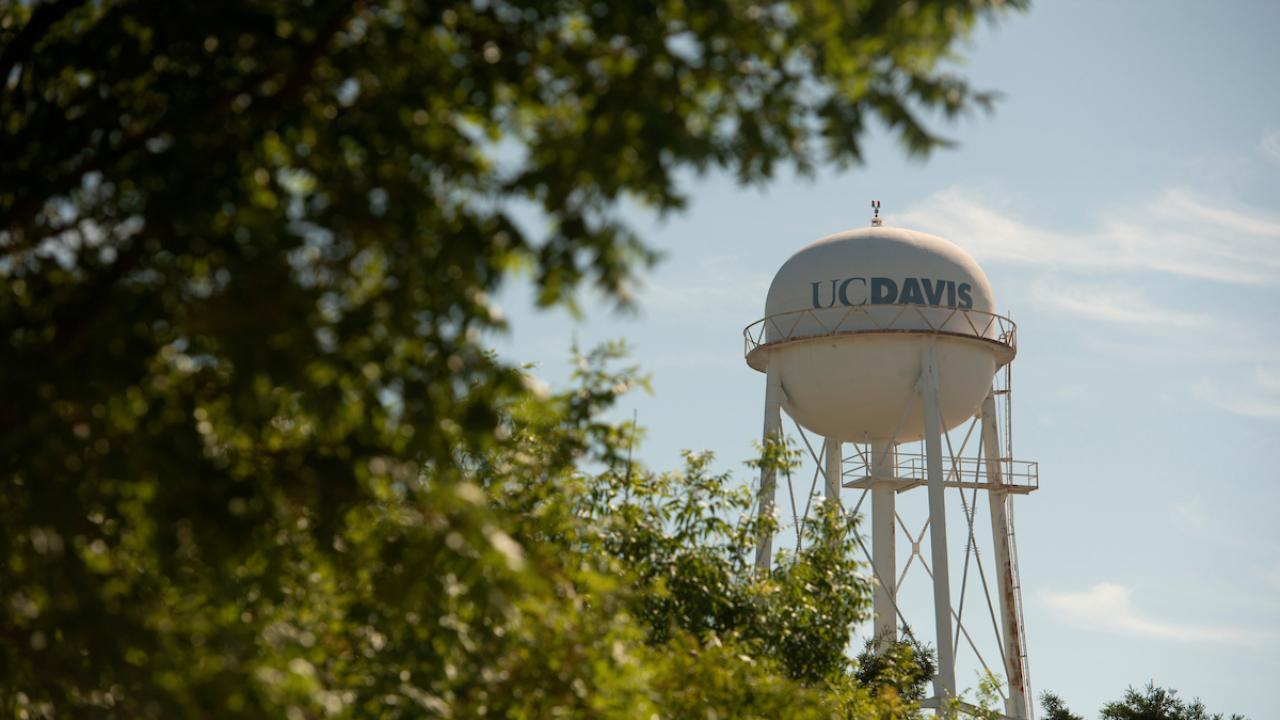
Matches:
[[744, 226, 1015, 442]]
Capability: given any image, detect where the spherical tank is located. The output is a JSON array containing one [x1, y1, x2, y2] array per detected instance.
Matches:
[[745, 226, 1015, 442]]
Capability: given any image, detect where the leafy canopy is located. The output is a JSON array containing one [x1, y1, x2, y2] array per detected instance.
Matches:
[[2, 0, 1025, 716]]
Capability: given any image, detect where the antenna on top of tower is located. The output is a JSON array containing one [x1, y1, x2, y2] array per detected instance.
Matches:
[[871, 200, 883, 227]]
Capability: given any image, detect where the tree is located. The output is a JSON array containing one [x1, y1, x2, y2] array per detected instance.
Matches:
[[1039, 685, 1248, 720], [1042, 691, 1086, 720], [855, 636, 936, 699], [1100, 683, 1246, 720], [1, 0, 1025, 716]]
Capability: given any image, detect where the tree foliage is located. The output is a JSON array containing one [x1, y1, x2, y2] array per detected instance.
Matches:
[[1040, 685, 1248, 720], [2, 0, 1026, 716], [854, 636, 938, 718], [1042, 691, 1087, 720], [1100, 684, 1246, 720]]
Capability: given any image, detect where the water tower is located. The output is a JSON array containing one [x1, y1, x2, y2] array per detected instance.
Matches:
[[744, 206, 1038, 719]]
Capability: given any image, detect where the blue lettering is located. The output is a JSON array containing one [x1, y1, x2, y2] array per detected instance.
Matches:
[[838, 277, 868, 306], [870, 277, 898, 305], [899, 277, 925, 305], [811, 279, 838, 309], [815, 276, 973, 308], [922, 278, 946, 306]]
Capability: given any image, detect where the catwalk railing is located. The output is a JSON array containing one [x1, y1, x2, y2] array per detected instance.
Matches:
[[743, 304, 1017, 361], [841, 451, 1040, 494]]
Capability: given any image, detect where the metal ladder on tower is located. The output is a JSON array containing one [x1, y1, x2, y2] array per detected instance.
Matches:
[[997, 360, 1033, 718], [1004, 483, 1033, 717]]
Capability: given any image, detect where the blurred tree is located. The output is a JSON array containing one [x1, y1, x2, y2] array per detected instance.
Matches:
[[1, 0, 1024, 716], [855, 635, 937, 703], [1039, 684, 1248, 720], [1043, 691, 1086, 720], [1100, 683, 1246, 720]]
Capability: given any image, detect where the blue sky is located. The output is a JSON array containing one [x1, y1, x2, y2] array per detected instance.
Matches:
[[494, 1, 1280, 716]]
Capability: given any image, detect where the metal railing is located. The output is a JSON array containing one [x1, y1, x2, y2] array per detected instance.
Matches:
[[743, 304, 1017, 361], [843, 451, 1039, 493], [895, 452, 1039, 492]]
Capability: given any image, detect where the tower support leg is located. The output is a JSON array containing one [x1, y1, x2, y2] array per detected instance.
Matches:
[[921, 346, 957, 701], [871, 440, 897, 649], [824, 437, 843, 505], [754, 364, 783, 574], [982, 390, 1030, 719]]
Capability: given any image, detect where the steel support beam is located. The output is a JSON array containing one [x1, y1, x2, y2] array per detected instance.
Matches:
[[871, 440, 898, 649], [755, 364, 783, 574], [824, 437, 843, 505], [921, 345, 957, 701]]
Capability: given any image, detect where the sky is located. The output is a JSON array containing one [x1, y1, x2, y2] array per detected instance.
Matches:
[[492, 1, 1280, 717]]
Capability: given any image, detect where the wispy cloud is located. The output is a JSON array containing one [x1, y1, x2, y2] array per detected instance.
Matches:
[[1262, 128, 1280, 166], [898, 172, 1280, 419], [1257, 365, 1280, 393], [640, 275, 769, 317], [896, 187, 1280, 286], [1030, 276, 1209, 327], [1192, 367, 1280, 420], [638, 254, 770, 319], [1041, 582, 1271, 647], [1256, 564, 1280, 593], [648, 347, 742, 370], [1170, 497, 1209, 535], [1164, 496, 1257, 547]]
